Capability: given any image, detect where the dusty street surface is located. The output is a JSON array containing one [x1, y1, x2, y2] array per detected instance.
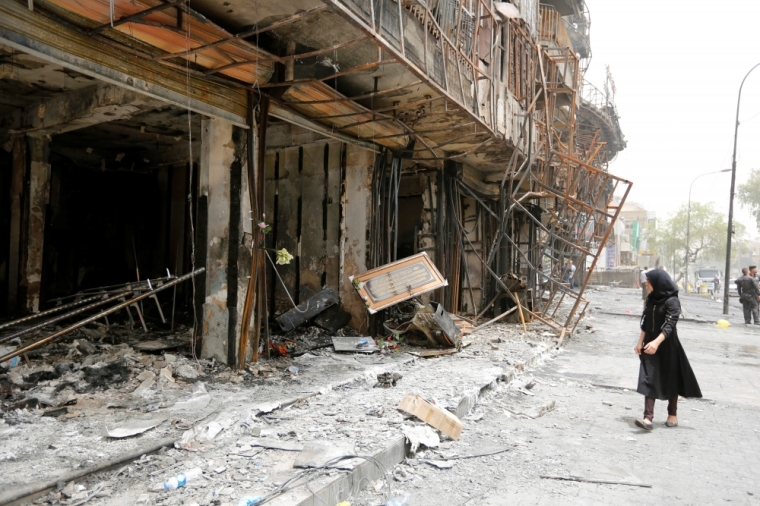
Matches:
[[3, 287, 759, 505], [366, 288, 760, 506]]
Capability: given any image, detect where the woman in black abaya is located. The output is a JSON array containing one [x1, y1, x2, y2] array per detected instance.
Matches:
[[634, 269, 702, 430]]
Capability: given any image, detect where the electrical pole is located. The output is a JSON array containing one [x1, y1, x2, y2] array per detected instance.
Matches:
[[724, 63, 760, 314]]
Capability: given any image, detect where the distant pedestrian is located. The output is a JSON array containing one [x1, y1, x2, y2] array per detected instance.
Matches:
[[563, 260, 576, 289], [640, 267, 649, 301], [634, 269, 702, 431], [737, 266, 760, 325], [713, 275, 720, 296]]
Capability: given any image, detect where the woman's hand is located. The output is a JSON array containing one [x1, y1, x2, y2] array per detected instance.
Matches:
[[643, 341, 659, 354], [634, 342, 643, 355]]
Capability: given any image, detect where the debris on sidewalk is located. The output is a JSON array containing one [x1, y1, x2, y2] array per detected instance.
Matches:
[[540, 475, 652, 488], [105, 416, 166, 438], [375, 371, 402, 388], [314, 306, 353, 333], [384, 302, 462, 350], [402, 425, 439, 453], [332, 336, 379, 354], [425, 459, 455, 469], [406, 303, 462, 349], [276, 287, 339, 332], [397, 394, 463, 440]]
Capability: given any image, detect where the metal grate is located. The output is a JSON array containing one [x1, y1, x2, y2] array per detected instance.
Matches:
[[378, 0, 401, 48], [459, 7, 474, 59], [429, 41, 445, 87], [434, 0, 458, 39]]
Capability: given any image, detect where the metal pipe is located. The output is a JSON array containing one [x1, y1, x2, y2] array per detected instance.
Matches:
[[47, 276, 175, 303], [0, 290, 132, 344], [0, 293, 111, 331], [0, 269, 205, 364]]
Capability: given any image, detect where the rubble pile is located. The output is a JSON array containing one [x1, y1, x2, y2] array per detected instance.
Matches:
[[0, 314, 562, 505]]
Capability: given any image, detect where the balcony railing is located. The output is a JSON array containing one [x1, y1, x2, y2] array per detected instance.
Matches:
[[337, 0, 499, 129], [538, 6, 571, 50]]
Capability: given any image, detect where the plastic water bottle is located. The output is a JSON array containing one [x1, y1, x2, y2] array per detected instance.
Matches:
[[236, 497, 263, 506], [163, 467, 203, 490], [383, 493, 410, 506]]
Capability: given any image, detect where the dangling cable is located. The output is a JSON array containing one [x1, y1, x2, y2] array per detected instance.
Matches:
[[184, 2, 199, 361]]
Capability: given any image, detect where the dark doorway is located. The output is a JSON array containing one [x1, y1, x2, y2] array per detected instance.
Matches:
[[396, 195, 424, 260]]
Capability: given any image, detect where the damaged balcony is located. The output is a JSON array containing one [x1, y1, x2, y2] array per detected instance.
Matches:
[[18, 0, 536, 171]]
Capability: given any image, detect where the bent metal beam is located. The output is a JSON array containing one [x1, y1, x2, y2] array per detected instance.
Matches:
[[0, 268, 206, 364]]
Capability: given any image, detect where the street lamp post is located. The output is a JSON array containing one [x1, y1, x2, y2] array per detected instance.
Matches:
[[686, 169, 731, 293], [724, 63, 760, 314]]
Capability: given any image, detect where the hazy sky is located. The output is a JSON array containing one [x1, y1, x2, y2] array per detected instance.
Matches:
[[583, 0, 760, 239]]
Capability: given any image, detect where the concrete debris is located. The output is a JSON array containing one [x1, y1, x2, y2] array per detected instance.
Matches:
[[159, 366, 174, 383], [132, 377, 155, 397], [175, 364, 200, 379], [425, 459, 455, 469], [0, 296, 565, 504], [73, 339, 98, 355], [7, 370, 23, 386], [251, 401, 281, 415], [136, 370, 155, 382], [375, 372, 402, 388], [402, 425, 440, 453], [105, 416, 166, 438]]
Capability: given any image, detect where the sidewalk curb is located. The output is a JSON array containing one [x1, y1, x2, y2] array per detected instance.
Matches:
[[277, 344, 557, 506]]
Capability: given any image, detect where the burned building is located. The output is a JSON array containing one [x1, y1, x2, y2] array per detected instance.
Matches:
[[0, 0, 628, 366]]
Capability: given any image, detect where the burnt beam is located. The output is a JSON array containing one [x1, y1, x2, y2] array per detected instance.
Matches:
[[0, 84, 164, 142]]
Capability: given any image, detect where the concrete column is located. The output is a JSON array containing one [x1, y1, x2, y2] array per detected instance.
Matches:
[[199, 117, 246, 364], [22, 136, 51, 313], [7, 136, 25, 316], [339, 144, 372, 331]]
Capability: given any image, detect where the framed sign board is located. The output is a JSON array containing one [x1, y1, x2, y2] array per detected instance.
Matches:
[[349, 252, 447, 313]]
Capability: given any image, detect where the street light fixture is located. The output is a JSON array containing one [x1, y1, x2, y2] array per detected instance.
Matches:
[[686, 169, 731, 292], [724, 63, 760, 314]]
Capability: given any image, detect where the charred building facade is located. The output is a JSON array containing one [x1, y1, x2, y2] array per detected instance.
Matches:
[[0, 0, 628, 365]]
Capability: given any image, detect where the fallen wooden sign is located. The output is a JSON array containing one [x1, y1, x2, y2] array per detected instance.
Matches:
[[397, 394, 463, 440], [350, 253, 447, 314]]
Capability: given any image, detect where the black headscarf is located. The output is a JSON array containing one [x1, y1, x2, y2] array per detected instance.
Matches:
[[645, 269, 679, 304]]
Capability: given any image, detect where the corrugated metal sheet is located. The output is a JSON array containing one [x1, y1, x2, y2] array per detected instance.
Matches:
[[282, 82, 410, 149], [47, 0, 275, 84]]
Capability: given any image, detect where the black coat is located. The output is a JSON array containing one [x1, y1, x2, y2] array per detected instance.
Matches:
[[638, 295, 702, 400]]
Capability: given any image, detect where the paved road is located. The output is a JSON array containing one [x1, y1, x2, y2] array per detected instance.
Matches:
[[369, 287, 760, 506]]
